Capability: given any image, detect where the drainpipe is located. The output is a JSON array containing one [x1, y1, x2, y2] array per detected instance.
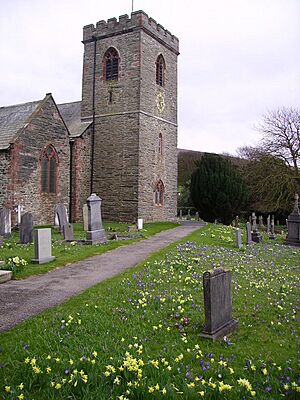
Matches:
[[90, 35, 97, 194], [69, 140, 74, 222]]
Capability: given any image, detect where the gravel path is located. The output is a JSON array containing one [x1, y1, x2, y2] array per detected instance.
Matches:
[[0, 222, 203, 332]]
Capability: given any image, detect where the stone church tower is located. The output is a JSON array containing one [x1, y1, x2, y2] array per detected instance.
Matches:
[[81, 11, 179, 222]]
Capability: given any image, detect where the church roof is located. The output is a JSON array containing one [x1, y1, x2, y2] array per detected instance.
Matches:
[[57, 101, 92, 138], [0, 99, 42, 150]]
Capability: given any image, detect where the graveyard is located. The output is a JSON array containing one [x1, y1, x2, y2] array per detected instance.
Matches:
[[0, 223, 299, 399]]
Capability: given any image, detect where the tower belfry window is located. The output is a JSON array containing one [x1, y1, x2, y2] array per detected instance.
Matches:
[[104, 47, 119, 81], [156, 55, 165, 87]]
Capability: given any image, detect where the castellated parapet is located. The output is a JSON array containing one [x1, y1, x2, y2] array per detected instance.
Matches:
[[83, 10, 179, 54]]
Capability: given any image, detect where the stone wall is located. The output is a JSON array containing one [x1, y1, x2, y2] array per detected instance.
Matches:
[[0, 151, 10, 208], [70, 127, 92, 222], [1, 95, 70, 225]]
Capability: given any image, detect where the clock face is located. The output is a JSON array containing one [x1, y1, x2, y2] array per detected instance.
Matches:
[[156, 92, 165, 113]]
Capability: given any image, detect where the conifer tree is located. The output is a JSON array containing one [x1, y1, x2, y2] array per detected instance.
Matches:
[[190, 153, 247, 224]]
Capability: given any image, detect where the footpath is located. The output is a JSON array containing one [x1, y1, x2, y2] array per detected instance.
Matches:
[[0, 222, 203, 333]]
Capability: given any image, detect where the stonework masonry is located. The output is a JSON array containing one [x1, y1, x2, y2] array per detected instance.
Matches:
[[81, 10, 179, 222]]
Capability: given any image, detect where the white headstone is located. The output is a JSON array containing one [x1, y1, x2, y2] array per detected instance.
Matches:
[[137, 218, 143, 230], [235, 228, 242, 249], [32, 228, 55, 264]]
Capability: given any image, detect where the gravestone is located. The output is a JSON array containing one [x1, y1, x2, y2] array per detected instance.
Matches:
[[234, 216, 239, 228], [186, 209, 191, 220], [15, 204, 24, 226], [32, 228, 55, 264], [200, 269, 238, 341], [258, 215, 264, 229], [0, 207, 11, 237], [0, 270, 12, 284], [54, 204, 68, 234], [86, 193, 107, 244], [63, 223, 74, 241], [82, 204, 88, 231], [269, 216, 276, 240], [235, 228, 242, 249], [251, 212, 262, 243], [20, 212, 33, 244], [195, 211, 199, 221], [179, 209, 183, 220], [266, 215, 271, 234], [286, 194, 300, 247], [246, 222, 253, 245], [248, 215, 252, 225], [137, 218, 143, 230]]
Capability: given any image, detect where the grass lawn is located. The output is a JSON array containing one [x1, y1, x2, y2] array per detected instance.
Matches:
[[0, 223, 299, 399], [0, 221, 179, 279]]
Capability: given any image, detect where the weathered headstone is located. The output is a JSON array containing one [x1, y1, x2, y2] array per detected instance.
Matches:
[[82, 204, 88, 231], [186, 209, 191, 220], [20, 212, 33, 244], [234, 216, 239, 228], [246, 222, 253, 245], [32, 228, 55, 264], [200, 269, 238, 340], [251, 212, 262, 243], [258, 215, 264, 229], [63, 223, 74, 241], [266, 215, 271, 234], [179, 209, 183, 220], [86, 193, 107, 244], [54, 204, 68, 234], [0, 207, 11, 236], [269, 215, 276, 240], [195, 211, 199, 221], [286, 194, 300, 247], [15, 204, 24, 225], [235, 228, 242, 249]]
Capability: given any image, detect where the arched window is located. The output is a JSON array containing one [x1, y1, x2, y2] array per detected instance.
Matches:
[[158, 133, 163, 156], [104, 47, 119, 81], [154, 180, 164, 206], [41, 145, 58, 193], [156, 55, 165, 86]]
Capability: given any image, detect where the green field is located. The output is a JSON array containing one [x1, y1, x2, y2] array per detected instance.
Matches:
[[0, 223, 299, 399]]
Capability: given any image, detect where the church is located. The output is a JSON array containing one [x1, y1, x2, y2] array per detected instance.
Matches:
[[0, 11, 179, 225]]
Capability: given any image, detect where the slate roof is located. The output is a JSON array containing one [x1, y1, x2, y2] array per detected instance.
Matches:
[[57, 101, 92, 138], [0, 100, 42, 150]]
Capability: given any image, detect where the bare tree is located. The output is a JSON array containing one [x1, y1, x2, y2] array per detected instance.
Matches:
[[257, 107, 300, 175]]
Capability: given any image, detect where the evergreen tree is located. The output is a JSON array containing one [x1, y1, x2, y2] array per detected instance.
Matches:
[[190, 153, 248, 224]]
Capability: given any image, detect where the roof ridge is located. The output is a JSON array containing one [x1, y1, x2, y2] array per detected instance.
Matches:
[[0, 98, 42, 109]]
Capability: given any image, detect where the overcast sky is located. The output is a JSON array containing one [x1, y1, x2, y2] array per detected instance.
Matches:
[[1, 0, 299, 155]]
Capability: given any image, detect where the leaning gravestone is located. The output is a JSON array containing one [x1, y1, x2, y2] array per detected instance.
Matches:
[[200, 269, 238, 340], [246, 222, 253, 245], [86, 193, 106, 244], [286, 194, 300, 247], [63, 223, 74, 241], [0, 207, 11, 237], [32, 228, 55, 264], [235, 228, 242, 249], [54, 204, 68, 234], [20, 212, 33, 244], [82, 204, 88, 231], [251, 212, 262, 243]]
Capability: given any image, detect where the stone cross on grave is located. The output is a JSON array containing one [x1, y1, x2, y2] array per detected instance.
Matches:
[[292, 193, 299, 214], [251, 212, 262, 243]]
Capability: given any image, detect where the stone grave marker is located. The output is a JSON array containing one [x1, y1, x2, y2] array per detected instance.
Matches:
[[86, 193, 106, 244], [0, 207, 11, 237], [63, 223, 74, 241], [266, 215, 271, 234], [137, 218, 143, 230], [195, 211, 199, 221], [186, 209, 191, 220], [248, 215, 252, 225], [258, 215, 264, 229], [246, 222, 253, 245], [82, 204, 88, 231], [32, 228, 55, 264], [20, 212, 33, 244], [286, 194, 300, 247], [251, 212, 262, 243], [235, 228, 242, 249], [200, 269, 238, 340], [54, 204, 68, 234], [234, 216, 239, 228], [269, 216, 276, 240], [179, 209, 183, 220], [0, 270, 12, 284]]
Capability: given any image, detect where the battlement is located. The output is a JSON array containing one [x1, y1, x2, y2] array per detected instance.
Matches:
[[83, 10, 179, 54]]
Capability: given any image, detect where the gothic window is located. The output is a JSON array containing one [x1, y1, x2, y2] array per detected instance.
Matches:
[[156, 54, 165, 86], [104, 47, 119, 81], [154, 180, 164, 206], [41, 145, 58, 193], [158, 133, 163, 156]]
